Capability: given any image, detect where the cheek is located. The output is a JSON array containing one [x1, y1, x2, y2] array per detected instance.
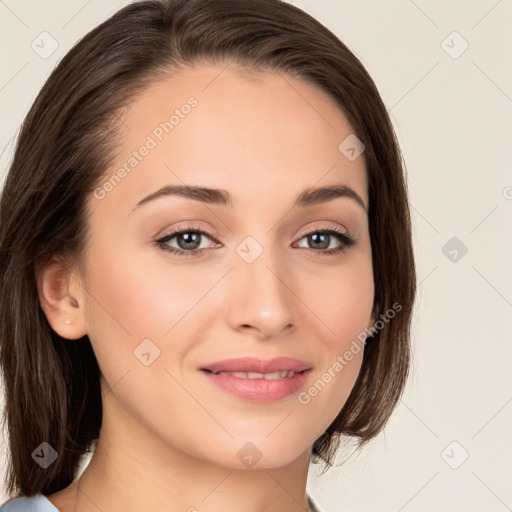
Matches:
[[83, 240, 204, 337], [80, 240, 224, 386], [300, 252, 375, 346]]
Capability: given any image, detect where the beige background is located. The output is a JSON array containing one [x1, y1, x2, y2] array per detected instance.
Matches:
[[1, 1, 511, 510]]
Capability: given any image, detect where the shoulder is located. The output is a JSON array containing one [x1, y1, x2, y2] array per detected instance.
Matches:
[[0, 494, 59, 512]]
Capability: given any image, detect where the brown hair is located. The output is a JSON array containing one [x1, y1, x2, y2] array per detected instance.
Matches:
[[0, 0, 415, 497]]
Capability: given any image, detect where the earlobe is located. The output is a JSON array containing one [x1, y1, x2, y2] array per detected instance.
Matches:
[[34, 255, 88, 340]]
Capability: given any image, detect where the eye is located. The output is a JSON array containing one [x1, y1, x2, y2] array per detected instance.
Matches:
[[293, 224, 356, 255], [154, 224, 220, 257]]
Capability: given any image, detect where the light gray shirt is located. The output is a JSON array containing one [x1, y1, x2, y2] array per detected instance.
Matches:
[[0, 494, 59, 511], [1, 493, 324, 511]]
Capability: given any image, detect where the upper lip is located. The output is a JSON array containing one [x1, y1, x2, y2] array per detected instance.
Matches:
[[200, 357, 312, 374]]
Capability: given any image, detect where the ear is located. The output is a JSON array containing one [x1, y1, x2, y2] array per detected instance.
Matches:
[[34, 255, 88, 340]]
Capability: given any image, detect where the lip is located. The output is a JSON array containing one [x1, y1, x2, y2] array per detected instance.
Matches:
[[199, 357, 312, 402]]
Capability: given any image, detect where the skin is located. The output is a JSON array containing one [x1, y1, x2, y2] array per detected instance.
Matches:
[[38, 63, 375, 512]]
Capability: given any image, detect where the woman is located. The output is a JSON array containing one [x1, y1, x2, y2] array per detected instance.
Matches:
[[0, 0, 416, 510]]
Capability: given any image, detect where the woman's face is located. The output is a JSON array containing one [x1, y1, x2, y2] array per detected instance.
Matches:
[[75, 63, 374, 469]]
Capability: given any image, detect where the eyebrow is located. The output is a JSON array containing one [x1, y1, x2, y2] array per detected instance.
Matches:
[[132, 183, 367, 212]]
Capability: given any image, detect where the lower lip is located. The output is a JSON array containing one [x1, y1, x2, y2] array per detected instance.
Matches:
[[200, 369, 312, 402]]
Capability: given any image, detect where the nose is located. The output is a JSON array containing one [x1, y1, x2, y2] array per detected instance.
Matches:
[[226, 241, 297, 340]]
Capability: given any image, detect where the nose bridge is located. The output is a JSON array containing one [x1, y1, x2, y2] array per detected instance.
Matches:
[[227, 233, 296, 337]]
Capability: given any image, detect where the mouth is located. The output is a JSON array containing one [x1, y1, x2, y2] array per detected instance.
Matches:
[[198, 357, 312, 402]]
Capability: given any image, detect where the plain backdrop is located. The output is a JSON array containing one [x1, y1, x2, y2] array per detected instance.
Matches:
[[1, 1, 511, 511]]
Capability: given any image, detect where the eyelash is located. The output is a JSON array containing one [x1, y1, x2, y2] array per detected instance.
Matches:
[[154, 223, 356, 258]]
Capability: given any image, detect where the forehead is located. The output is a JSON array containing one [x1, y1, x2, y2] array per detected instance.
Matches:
[[96, 63, 368, 212]]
